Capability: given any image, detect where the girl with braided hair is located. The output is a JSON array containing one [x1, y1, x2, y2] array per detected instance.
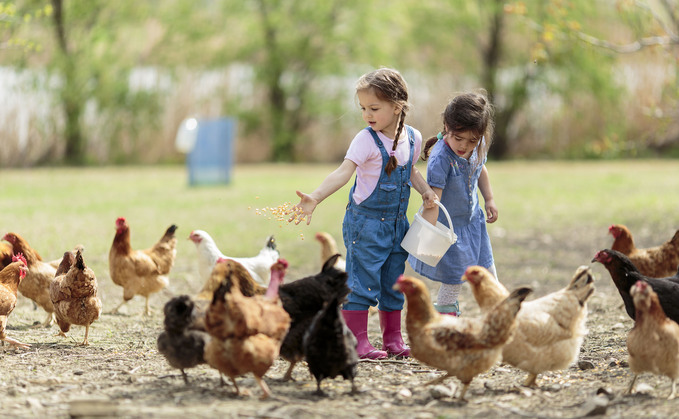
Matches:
[[291, 67, 436, 359]]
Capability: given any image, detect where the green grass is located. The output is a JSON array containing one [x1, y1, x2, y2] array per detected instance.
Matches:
[[0, 160, 677, 294]]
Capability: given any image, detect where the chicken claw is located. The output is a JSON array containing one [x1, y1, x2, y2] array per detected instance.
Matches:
[[2, 337, 31, 349]]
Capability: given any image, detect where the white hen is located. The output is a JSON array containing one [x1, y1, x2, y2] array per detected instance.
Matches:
[[188, 230, 279, 286]]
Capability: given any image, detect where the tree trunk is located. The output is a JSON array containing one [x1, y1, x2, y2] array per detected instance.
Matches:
[[51, 0, 85, 165]]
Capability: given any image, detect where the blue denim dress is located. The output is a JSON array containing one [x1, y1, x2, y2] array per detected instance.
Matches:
[[342, 126, 415, 311], [409, 139, 494, 285]]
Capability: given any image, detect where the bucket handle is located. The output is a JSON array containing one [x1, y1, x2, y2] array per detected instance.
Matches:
[[418, 201, 455, 243]]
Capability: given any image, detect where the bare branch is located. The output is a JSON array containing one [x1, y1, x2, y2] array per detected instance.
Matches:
[[574, 31, 678, 53]]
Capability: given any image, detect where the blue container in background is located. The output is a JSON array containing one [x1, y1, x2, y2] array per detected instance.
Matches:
[[179, 117, 236, 186]]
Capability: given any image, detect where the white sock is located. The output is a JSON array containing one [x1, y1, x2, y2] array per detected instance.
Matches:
[[437, 283, 461, 306]]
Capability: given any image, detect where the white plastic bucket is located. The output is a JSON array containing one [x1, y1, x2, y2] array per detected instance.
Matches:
[[401, 201, 457, 267]]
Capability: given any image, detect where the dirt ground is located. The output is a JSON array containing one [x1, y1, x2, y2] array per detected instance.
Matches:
[[2, 226, 679, 418]]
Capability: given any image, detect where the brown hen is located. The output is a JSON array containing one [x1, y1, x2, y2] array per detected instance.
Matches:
[[3, 232, 56, 326], [609, 224, 679, 278], [0, 241, 13, 270], [314, 232, 346, 271], [0, 254, 30, 348], [204, 259, 290, 399], [627, 280, 679, 399], [394, 275, 531, 401], [108, 218, 177, 315], [195, 257, 266, 302], [50, 248, 102, 345]]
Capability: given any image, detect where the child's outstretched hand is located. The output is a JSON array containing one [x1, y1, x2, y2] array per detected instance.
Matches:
[[288, 190, 318, 225], [485, 199, 498, 223]]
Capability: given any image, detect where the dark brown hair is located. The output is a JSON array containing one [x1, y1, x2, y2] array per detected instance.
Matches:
[[356, 68, 410, 176], [422, 90, 495, 165]]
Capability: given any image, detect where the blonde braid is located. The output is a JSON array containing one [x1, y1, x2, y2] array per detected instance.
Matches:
[[385, 109, 406, 176]]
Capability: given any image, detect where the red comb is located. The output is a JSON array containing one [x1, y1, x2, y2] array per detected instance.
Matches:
[[12, 253, 27, 266]]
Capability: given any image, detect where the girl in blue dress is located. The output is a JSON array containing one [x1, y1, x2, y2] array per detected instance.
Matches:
[[409, 91, 499, 316]]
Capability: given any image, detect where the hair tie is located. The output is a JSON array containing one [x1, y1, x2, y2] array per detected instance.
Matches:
[[437, 132, 443, 140], [389, 150, 396, 157]]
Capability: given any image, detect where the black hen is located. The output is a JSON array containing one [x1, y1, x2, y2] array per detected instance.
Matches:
[[592, 249, 679, 322], [303, 294, 358, 395], [157, 295, 210, 384], [278, 254, 350, 381]]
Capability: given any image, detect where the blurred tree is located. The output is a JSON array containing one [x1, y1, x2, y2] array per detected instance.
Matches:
[[1, 1, 50, 51], [548, 0, 679, 155], [213, 0, 376, 162], [13, 0, 165, 165], [403, 0, 624, 159]]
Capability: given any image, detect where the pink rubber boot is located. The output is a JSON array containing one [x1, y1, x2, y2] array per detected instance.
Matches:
[[379, 310, 411, 357], [342, 310, 388, 360]]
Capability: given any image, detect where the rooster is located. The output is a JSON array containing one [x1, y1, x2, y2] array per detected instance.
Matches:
[[394, 275, 531, 401], [49, 248, 102, 345], [278, 254, 350, 381], [609, 224, 679, 278], [157, 295, 211, 384], [466, 265, 595, 387], [189, 230, 279, 286], [626, 280, 679, 400], [108, 218, 178, 315], [3, 232, 56, 327], [0, 254, 30, 349], [315, 232, 346, 271], [204, 258, 290, 399], [593, 249, 679, 323]]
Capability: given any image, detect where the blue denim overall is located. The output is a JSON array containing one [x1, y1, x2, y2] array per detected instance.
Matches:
[[342, 126, 414, 311]]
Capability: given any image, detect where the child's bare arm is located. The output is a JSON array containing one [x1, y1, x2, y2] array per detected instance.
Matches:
[[291, 159, 357, 225]]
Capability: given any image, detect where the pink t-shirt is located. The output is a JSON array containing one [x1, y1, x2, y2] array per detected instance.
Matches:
[[344, 126, 423, 204]]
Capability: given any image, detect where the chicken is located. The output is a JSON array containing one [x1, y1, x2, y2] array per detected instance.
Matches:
[[394, 275, 531, 401], [0, 241, 13, 270], [303, 294, 358, 395], [626, 280, 679, 399], [466, 265, 595, 387], [47, 244, 85, 270], [278, 254, 350, 381], [157, 295, 211, 384], [109, 218, 178, 315], [204, 258, 290, 399], [0, 254, 30, 349], [315, 232, 346, 271], [3, 232, 56, 326], [189, 230, 279, 286], [609, 224, 679, 278], [195, 257, 266, 301], [49, 248, 102, 345], [593, 249, 679, 323]]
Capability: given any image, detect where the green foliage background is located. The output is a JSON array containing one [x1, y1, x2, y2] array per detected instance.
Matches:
[[1, 0, 677, 166]]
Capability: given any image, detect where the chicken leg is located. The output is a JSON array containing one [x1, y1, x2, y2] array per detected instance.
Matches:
[[626, 374, 638, 395], [524, 373, 538, 387], [669, 380, 677, 400], [282, 362, 296, 381], [110, 299, 128, 314], [80, 325, 91, 346], [2, 336, 31, 349], [254, 376, 271, 400]]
